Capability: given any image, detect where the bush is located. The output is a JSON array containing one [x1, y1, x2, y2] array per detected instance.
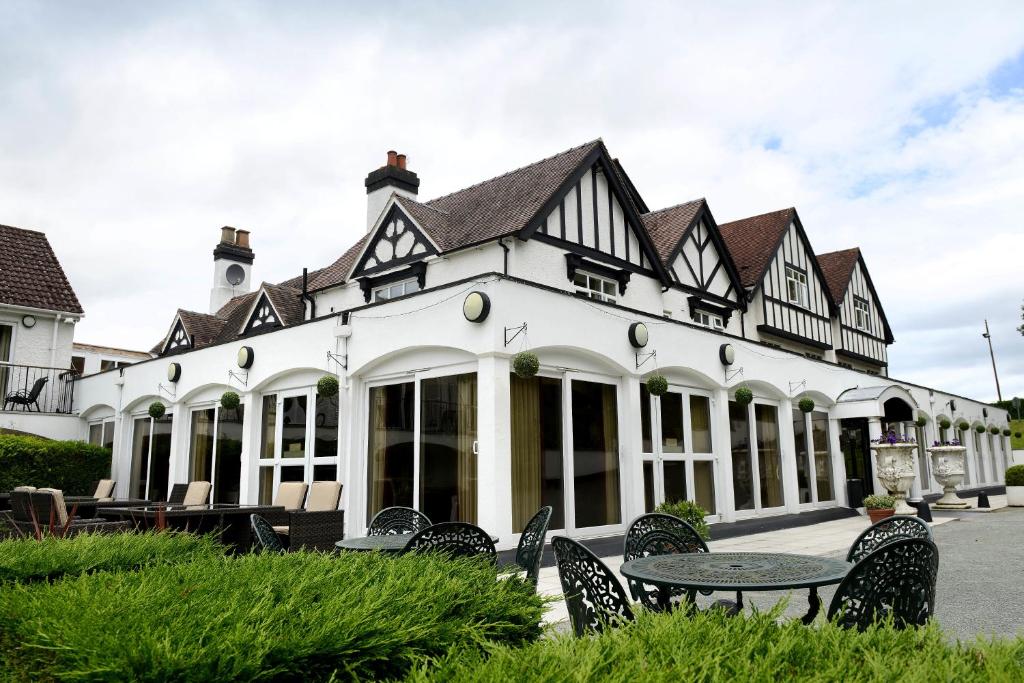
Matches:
[[0, 531, 223, 584], [512, 351, 540, 378], [0, 435, 110, 495], [653, 499, 709, 540], [0, 551, 544, 681], [863, 494, 896, 510], [1005, 465, 1024, 487], [148, 401, 166, 419], [317, 375, 339, 398], [646, 374, 668, 396], [220, 391, 240, 410], [798, 397, 815, 413], [733, 386, 753, 406], [938, 418, 952, 430], [408, 607, 1024, 682]]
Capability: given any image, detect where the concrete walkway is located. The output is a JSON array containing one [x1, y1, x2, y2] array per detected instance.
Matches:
[[539, 507, 1024, 640]]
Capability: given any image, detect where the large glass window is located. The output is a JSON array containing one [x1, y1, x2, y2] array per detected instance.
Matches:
[[640, 384, 653, 453], [188, 409, 216, 487], [732, 400, 786, 512], [420, 373, 477, 524], [853, 297, 871, 331], [690, 396, 712, 453], [729, 401, 753, 511], [811, 412, 834, 502], [187, 405, 243, 504], [511, 375, 565, 532], [571, 380, 620, 528], [281, 396, 307, 459], [659, 392, 684, 454], [130, 417, 151, 500], [573, 271, 617, 303], [367, 382, 416, 517], [149, 416, 173, 503], [315, 393, 339, 459], [793, 409, 811, 504], [755, 404, 783, 508]]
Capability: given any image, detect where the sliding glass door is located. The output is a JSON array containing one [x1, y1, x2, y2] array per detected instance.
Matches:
[[793, 409, 835, 506], [187, 404, 244, 504], [730, 399, 785, 515], [129, 415, 173, 501], [366, 371, 478, 525], [510, 375, 564, 532]]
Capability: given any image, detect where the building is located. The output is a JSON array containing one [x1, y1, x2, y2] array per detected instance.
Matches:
[[71, 342, 152, 376], [74, 141, 1012, 547]]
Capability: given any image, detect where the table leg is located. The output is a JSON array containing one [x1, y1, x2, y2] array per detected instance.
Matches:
[[802, 587, 821, 625], [656, 587, 672, 612]]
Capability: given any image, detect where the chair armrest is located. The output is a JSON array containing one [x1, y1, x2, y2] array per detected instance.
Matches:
[[287, 510, 345, 552]]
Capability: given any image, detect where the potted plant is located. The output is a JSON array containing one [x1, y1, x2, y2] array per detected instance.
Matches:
[[863, 494, 897, 523], [1006, 465, 1024, 507], [797, 397, 815, 413], [317, 375, 339, 398], [927, 438, 969, 510], [512, 351, 540, 379], [869, 430, 918, 515], [148, 402, 166, 419], [1002, 428, 1011, 437], [734, 386, 753, 406], [938, 418, 952, 431], [646, 374, 668, 397]]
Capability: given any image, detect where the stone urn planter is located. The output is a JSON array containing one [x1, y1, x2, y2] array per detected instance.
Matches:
[[927, 445, 969, 510], [870, 443, 918, 515]]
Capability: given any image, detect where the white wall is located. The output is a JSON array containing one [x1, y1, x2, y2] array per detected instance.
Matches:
[[0, 307, 77, 369]]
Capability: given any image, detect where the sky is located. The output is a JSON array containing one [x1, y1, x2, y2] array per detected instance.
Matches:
[[1, 1, 1022, 403]]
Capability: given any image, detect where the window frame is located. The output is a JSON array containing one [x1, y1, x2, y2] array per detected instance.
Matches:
[[573, 270, 618, 303], [372, 277, 420, 302], [694, 310, 725, 330], [785, 264, 809, 308], [853, 296, 871, 332]]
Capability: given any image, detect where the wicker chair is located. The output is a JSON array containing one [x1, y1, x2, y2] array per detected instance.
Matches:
[[514, 506, 553, 587], [287, 482, 345, 552], [182, 481, 211, 506], [250, 514, 286, 552], [847, 515, 933, 564], [7, 489, 129, 536], [167, 484, 189, 504], [404, 521, 496, 561], [828, 538, 939, 631], [92, 479, 116, 502], [368, 506, 432, 536], [552, 535, 634, 637]]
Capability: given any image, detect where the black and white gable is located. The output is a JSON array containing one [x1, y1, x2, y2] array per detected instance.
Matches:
[[162, 315, 192, 354], [349, 200, 439, 279], [241, 291, 282, 334]]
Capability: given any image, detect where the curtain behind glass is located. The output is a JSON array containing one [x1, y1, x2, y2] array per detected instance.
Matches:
[[130, 417, 150, 500], [792, 410, 810, 504], [149, 416, 173, 503], [571, 380, 620, 528], [756, 404, 783, 507], [456, 373, 477, 523], [214, 406, 244, 504], [690, 395, 712, 453], [260, 395, 276, 460], [189, 409, 215, 484], [812, 411, 834, 501], [419, 373, 478, 524], [511, 375, 564, 532], [366, 383, 414, 518], [729, 401, 753, 511]]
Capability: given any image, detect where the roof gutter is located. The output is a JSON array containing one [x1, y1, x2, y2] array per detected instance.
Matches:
[[0, 301, 83, 320]]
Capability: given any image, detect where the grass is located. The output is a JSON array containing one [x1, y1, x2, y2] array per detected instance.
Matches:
[[408, 607, 1024, 682], [0, 531, 223, 584], [0, 550, 545, 682]]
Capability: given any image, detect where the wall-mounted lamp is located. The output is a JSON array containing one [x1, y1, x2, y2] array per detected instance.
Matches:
[[167, 362, 181, 383], [628, 322, 649, 348], [463, 292, 491, 323], [719, 343, 735, 366], [237, 346, 255, 369]]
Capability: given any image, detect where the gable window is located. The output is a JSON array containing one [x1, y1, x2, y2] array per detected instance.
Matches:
[[373, 278, 420, 302], [853, 297, 871, 332], [573, 271, 617, 303], [785, 265, 809, 308], [694, 311, 724, 330]]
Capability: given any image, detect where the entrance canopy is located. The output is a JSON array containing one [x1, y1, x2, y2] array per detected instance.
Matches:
[[834, 385, 918, 422]]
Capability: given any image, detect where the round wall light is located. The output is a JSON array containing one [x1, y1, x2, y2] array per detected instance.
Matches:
[[167, 362, 181, 383], [628, 322, 649, 348], [719, 343, 735, 366], [21, 315, 36, 329], [463, 291, 491, 323], [237, 346, 255, 369]]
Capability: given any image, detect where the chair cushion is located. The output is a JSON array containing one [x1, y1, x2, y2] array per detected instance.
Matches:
[[37, 488, 69, 527], [275, 482, 308, 511], [305, 481, 342, 511], [182, 481, 212, 506], [93, 479, 115, 499], [272, 526, 290, 535], [12, 486, 37, 492]]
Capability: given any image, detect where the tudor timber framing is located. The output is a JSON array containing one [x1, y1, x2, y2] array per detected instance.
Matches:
[[662, 200, 744, 312], [350, 203, 439, 279]]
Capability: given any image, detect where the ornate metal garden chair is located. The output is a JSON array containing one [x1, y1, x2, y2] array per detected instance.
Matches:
[[404, 521, 496, 561], [250, 514, 286, 553], [513, 506, 553, 587], [368, 506, 432, 536], [847, 515, 932, 564], [828, 537, 939, 631], [552, 535, 634, 637]]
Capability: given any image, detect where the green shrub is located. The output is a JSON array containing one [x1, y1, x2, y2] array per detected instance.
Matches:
[[317, 374, 339, 398], [863, 494, 896, 510], [0, 551, 544, 682], [938, 418, 952, 430], [1006, 465, 1024, 487], [646, 374, 668, 396], [0, 531, 223, 584], [733, 386, 753, 405], [0, 435, 110, 494], [408, 607, 1024, 682], [512, 351, 540, 378], [798, 397, 815, 413], [653, 499, 709, 540], [148, 401, 166, 419]]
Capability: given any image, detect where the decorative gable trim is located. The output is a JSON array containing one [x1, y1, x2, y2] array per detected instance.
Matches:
[[687, 296, 734, 325], [161, 315, 192, 356], [349, 200, 439, 280], [852, 254, 894, 344], [239, 291, 283, 336], [750, 211, 836, 314], [664, 202, 744, 308]]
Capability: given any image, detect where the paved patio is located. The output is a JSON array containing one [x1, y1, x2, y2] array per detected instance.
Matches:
[[539, 501, 1024, 641]]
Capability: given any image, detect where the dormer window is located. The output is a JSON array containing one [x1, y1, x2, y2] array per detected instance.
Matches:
[[573, 271, 617, 303], [785, 265, 809, 308], [373, 278, 420, 302], [853, 297, 871, 332]]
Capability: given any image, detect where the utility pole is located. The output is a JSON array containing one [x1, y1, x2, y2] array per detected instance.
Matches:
[[982, 319, 1003, 402]]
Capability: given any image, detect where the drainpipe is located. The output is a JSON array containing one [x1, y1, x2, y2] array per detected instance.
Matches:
[[49, 315, 61, 368], [498, 238, 510, 275], [301, 268, 317, 320]]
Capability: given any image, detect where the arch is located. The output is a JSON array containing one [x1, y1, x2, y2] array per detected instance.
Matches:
[[526, 345, 632, 377], [731, 378, 787, 401], [80, 403, 116, 420], [249, 367, 326, 395], [123, 394, 168, 415], [352, 345, 478, 378], [794, 389, 836, 410], [178, 382, 235, 405], [883, 397, 914, 423], [649, 365, 720, 391]]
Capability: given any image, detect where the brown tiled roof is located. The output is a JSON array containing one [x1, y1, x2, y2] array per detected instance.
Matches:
[[308, 234, 370, 291], [177, 310, 227, 347], [0, 224, 83, 314], [816, 248, 860, 303], [262, 283, 304, 327], [718, 208, 795, 288], [641, 199, 705, 264]]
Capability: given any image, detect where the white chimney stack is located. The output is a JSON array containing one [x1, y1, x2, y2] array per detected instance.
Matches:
[[209, 226, 253, 314], [364, 150, 419, 232]]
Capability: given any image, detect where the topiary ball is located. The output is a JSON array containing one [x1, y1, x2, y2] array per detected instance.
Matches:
[[938, 418, 952, 430], [915, 415, 928, 428], [989, 426, 1000, 435], [220, 391, 240, 411], [1015, 432, 1022, 439], [317, 375, 339, 398], [512, 351, 540, 379], [148, 402, 166, 419], [734, 386, 754, 406], [975, 425, 986, 434], [646, 374, 669, 397], [957, 421, 970, 431], [1002, 428, 1011, 437], [798, 397, 815, 413]]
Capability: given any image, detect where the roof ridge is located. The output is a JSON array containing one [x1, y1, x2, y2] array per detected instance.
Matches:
[[425, 139, 601, 206], [644, 198, 706, 217], [397, 195, 451, 216], [720, 206, 795, 226], [0, 223, 46, 236], [817, 246, 861, 258]]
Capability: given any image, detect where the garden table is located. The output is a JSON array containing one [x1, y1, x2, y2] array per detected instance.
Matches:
[[620, 552, 851, 624], [335, 532, 499, 553], [99, 504, 284, 551]]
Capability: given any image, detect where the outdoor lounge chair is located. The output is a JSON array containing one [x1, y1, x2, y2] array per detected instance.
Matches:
[[6, 488, 130, 536], [846, 515, 933, 564], [3, 376, 48, 412], [828, 537, 939, 630], [513, 506, 553, 587], [552, 535, 634, 637], [275, 481, 345, 552], [182, 481, 212, 506], [404, 521, 496, 561], [367, 506, 432, 536], [267, 482, 309, 533], [92, 479, 116, 502], [167, 483, 189, 504]]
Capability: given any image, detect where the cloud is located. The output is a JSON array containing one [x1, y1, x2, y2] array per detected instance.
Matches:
[[0, 1, 1022, 401]]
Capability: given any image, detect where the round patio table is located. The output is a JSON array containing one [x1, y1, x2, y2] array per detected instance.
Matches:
[[620, 552, 851, 624], [335, 533, 500, 553]]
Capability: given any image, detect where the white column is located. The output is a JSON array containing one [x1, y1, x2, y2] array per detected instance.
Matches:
[[238, 391, 257, 504], [827, 415, 846, 506], [867, 417, 883, 495], [621, 375, 645, 525], [167, 401, 187, 487], [778, 398, 800, 514], [342, 376, 364, 535], [476, 354, 512, 547], [335, 370, 353, 534], [713, 388, 736, 522]]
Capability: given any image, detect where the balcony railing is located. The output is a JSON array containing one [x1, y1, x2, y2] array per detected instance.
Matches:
[[0, 362, 79, 414]]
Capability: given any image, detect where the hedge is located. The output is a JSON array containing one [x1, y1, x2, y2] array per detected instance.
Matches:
[[0, 531, 223, 584], [0, 435, 110, 495], [409, 607, 1024, 682], [0, 551, 545, 682]]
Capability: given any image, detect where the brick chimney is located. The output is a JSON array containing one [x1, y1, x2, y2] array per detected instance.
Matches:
[[210, 226, 254, 314], [365, 150, 419, 232]]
